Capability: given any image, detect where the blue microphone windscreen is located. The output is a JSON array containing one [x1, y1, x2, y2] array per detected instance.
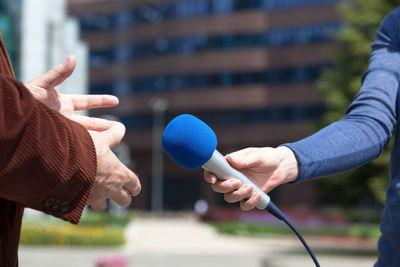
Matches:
[[162, 114, 217, 170]]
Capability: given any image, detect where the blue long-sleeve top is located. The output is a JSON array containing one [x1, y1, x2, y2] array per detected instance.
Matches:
[[284, 7, 400, 267]]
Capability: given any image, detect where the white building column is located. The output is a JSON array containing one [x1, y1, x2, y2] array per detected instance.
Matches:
[[20, 0, 88, 98]]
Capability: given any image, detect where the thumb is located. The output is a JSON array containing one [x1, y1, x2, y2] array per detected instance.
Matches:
[[103, 122, 126, 148], [29, 55, 76, 89], [226, 147, 262, 169]]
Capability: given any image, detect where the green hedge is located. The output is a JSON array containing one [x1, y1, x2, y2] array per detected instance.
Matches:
[[79, 212, 132, 227], [20, 211, 131, 246], [21, 224, 125, 246], [214, 222, 381, 240]]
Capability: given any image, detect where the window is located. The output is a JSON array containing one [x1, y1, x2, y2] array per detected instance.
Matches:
[[90, 65, 332, 95], [89, 23, 341, 67], [119, 105, 326, 129], [78, 0, 345, 33]]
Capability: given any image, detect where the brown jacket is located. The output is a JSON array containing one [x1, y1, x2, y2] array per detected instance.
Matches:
[[0, 37, 97, 266]]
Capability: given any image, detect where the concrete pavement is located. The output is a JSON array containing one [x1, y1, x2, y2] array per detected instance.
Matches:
[[19, 213, 377, 267]]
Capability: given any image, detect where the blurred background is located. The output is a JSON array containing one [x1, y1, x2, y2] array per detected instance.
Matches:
[[0, 0, 397, 266]]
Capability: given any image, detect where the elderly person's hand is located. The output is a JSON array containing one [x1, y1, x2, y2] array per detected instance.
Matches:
[[24, 55, 119, 129], [25, 55, 142, 209], [87, 122, 141, 210]]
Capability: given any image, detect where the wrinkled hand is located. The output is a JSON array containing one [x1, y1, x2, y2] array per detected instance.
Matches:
[[87, 122, 141, 210], [24, 55, 119, 128], [26, 56, 141, 209], [204, 146, 298, 211]]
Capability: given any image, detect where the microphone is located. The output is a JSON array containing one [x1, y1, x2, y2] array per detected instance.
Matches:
[[161, 114, 283, 217], [162, 114, 320, 267]]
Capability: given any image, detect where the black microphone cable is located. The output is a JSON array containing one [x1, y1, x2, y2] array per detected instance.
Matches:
[[266, 202, 320, 267]]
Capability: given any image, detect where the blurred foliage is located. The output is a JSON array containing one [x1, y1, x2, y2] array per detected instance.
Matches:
[[316, 0, 399, 207], [213, 221, 380, 240], [20, 211, 132, 246], [79, 211, 133, 227], [20, 224, 125, 247], [341, 208, 381, 224]]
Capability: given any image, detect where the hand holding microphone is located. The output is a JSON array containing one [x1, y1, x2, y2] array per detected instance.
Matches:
[[162, 114, 294, 215], [204, 146, 299, 211], [162, 114, 320, 267], [162, 114, 278, 213]]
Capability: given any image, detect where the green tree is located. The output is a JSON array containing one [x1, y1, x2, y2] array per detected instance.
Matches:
[[316, 0, 398, 206]]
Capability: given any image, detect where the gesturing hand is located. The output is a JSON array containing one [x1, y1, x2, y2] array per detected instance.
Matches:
[[24, 55, 119, 128], [204, 146, 298, 211], [87, 122, 141, 210]]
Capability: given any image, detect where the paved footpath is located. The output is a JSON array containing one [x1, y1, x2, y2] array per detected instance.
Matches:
[[20, 213, 377, 267]]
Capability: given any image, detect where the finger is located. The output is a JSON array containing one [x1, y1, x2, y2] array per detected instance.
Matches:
[[226, 147, 262, 169], [105, 150, 141, 197], [240, 193, 262, 211], [70, 94, 119, 111], [110, 189, 132, 207], [204, 171, 218, 184], [30, 55, 76, 89], [210, 178, 241, 193], [263, 179, 283, 194], [104, 122, 126, 147], [259, 171, 287, 193], [90, 200, 108, 211], [68, 115, 119, 131], [122, 168, 141, 197], [224, 184, 254, 203]]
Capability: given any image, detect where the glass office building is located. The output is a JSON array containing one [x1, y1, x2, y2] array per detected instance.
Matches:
[[0, 0, 22, 76], [69, 0, 344, 210]]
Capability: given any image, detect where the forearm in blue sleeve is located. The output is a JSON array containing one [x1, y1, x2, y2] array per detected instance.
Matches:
[[284, 9, 400, 182]]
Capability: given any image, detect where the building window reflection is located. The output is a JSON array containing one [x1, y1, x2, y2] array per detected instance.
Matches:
[[90, 64, 329, 95], [80, 0, 345, 33], [89, 23, 341, 68], [119, 105, 326, 129]]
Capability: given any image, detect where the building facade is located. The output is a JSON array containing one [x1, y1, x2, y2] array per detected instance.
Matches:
[[0, 0, 88, 96], [68, 0, 344, 211], [20, 0, 88, 97], [0, 0, 21, 75]]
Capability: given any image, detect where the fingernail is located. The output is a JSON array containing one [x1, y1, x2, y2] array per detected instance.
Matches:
[[103, 95, 119, 106], [231, 179, 241, 187], [226, 154, 234, 162], [245, 184, 253, 192]]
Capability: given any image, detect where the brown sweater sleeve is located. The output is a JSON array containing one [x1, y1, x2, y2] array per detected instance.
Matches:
[[0, 74, 97, 224]]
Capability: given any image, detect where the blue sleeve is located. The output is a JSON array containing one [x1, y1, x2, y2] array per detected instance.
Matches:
[[283, 8, 400, 182]]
